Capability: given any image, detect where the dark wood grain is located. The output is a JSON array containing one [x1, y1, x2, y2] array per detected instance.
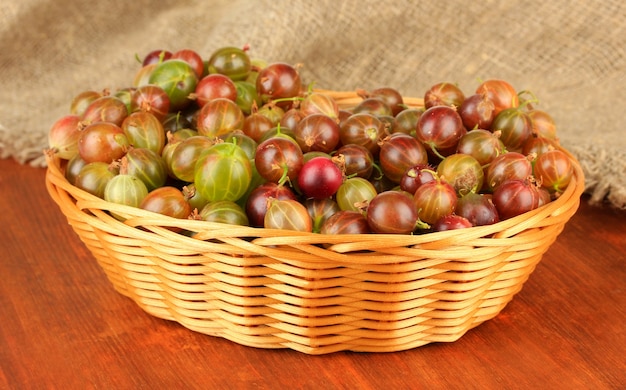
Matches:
[[1, 157, 624, 389]]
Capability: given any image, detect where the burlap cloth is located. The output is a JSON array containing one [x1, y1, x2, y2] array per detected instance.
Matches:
[[1, 0, 624, 208]]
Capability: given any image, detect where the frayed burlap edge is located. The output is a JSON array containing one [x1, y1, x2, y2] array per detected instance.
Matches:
[[0, 123, 48, 167], [1, 121, 624, 210], [561, 140, 626, 209]]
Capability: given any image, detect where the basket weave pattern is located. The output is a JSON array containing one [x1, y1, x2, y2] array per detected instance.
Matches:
[[44, 92, 585, 354]]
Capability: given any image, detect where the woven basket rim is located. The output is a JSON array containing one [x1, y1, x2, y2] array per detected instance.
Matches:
[[44, 139, 585, 255]]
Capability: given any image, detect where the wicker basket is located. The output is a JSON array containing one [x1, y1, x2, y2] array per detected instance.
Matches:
[[44, 90, 585, 354]]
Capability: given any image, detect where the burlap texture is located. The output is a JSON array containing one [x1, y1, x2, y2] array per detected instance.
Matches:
[[1, 0, 624, 208]]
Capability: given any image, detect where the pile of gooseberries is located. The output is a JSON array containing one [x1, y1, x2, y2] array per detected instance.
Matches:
[[47, 46, 574, 235]]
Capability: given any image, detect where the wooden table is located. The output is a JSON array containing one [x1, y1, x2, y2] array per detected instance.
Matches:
[[1, 157, 624, 389]]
